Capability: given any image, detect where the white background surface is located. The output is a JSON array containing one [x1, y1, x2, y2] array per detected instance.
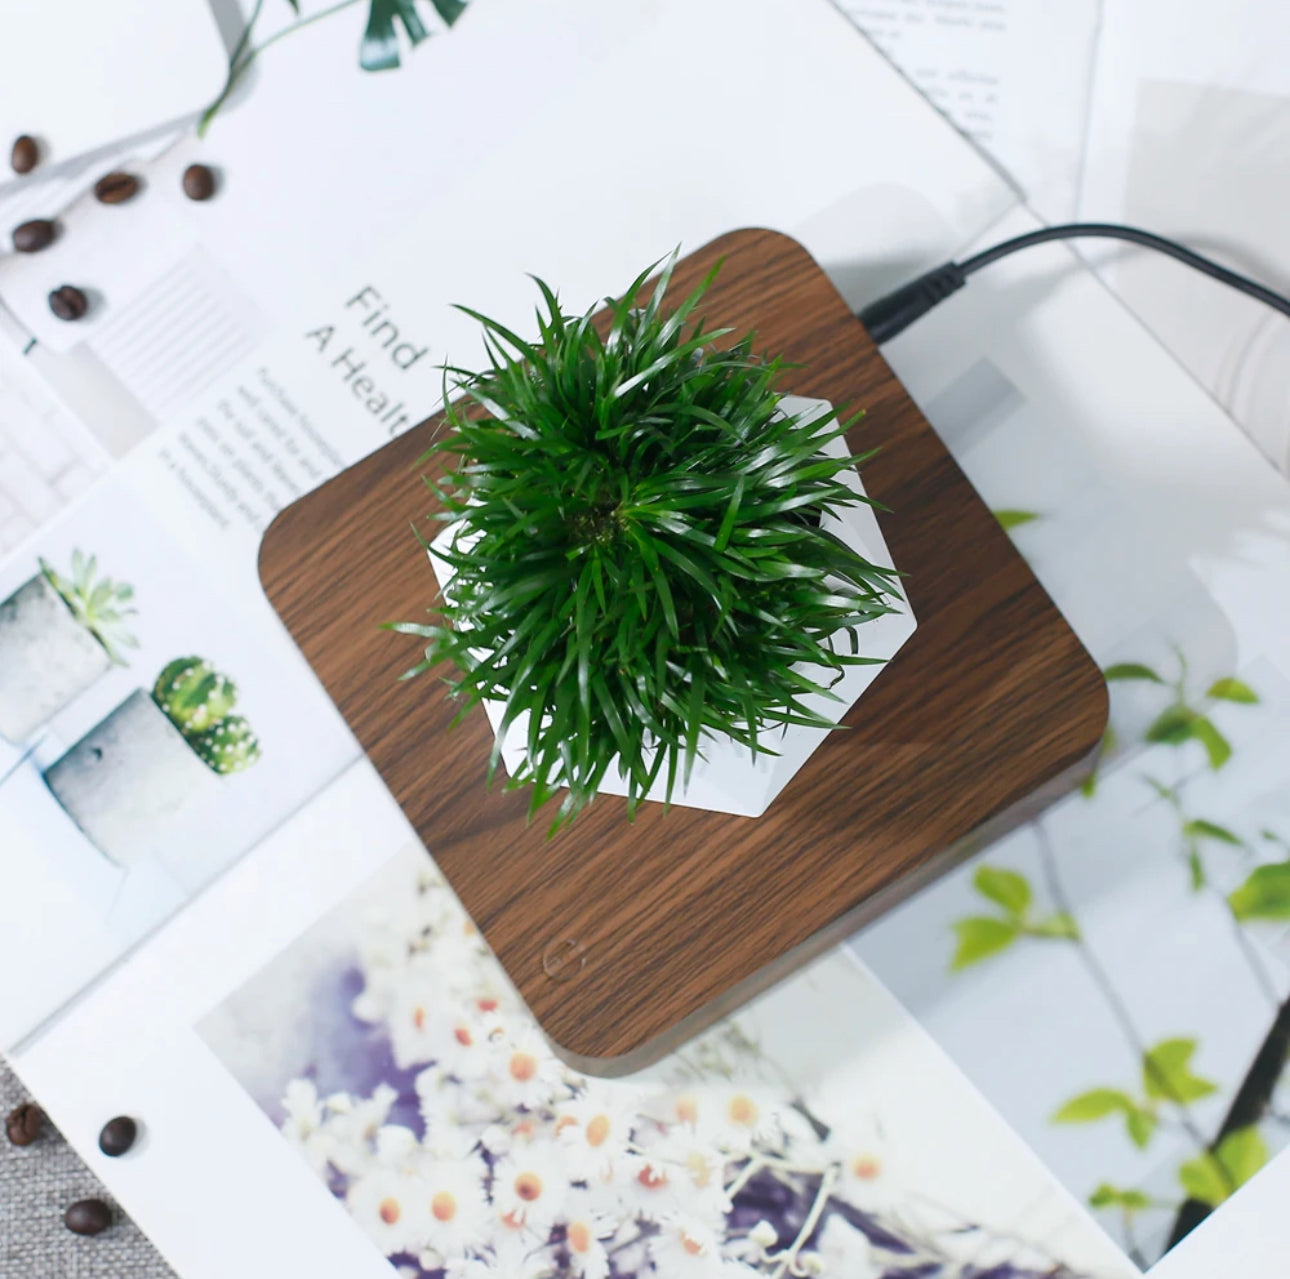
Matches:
[[0, 0, 225, 181]]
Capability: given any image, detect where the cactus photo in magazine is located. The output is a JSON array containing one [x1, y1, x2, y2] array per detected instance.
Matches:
[[44, 656, 262, 867], [0, 476, 360, 1048]]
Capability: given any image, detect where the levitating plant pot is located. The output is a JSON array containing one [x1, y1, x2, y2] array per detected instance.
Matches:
[[0, 574, 112, 743], [43, 690, 221, 867], [428, 397, 918, 818], [260, 230, 1110, 1073]]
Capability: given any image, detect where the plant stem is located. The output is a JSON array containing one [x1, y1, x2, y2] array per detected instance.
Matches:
[[1226, 909, 1281, 1009], [1121, 1211, 1147, 1271], [606, 1224, 654, 1257], [1166, 989, 1290, 1248], [767, 1166, 836, 1278], [199, 0, 365, 136], [1033, 821, 1212, 1151], [1151, 773, 1282, 1009], [199, 0, 265, 136], [725, 1156, 766, 1199]]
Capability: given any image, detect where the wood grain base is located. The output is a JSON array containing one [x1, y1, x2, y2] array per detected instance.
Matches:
[[260, 229, 1107, 1075]]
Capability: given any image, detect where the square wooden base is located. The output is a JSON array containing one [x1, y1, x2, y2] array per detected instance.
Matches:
[[259, 230, 1107, 1075]]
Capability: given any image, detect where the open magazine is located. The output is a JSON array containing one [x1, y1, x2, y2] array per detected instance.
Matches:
[[3, 1, 1288, 1276]]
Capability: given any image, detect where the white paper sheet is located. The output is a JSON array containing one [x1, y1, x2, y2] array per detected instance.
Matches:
[[1078, 0, 1290, 474], [834, 0, 1100, 220]]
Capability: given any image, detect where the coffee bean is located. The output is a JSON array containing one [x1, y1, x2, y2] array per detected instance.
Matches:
[[64, 1198, 113, 1237], [48, 285, 88, 322], [12, 218, 57, 253], [5, 1102, 44, 1147], [94, 172, 140, 205], [98, 1115, 137, 1157], [182, 163, 216, 202], [10, 135, 38, 175]]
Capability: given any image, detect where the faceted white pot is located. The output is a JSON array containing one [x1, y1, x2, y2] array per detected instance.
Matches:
[[429, 395, 918, 818], [0, 573, 112, 743], [44, 689, 221, 867]]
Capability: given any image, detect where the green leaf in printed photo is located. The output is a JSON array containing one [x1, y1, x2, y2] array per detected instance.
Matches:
[[1104, 650, 1258, 774], [362, 0, 466, 70], [950, 916, 1018, 970], [949, 863, 1079, 970], [1052, 1084, 1159, 1150], [1103, 662, 1165, 684], [1052, 1037, 1217, 1153], [1088, 1184, 1155, 1212], [1142, 1038, 1217, 1105], [992, 508, 1041, 532], [0, 550, 138, 744], [1228, 862, 1290, 922], [392, 254, 910, 832], [40, 551, 139, 665], [1178, 1125, 1269, 1208], [973, 864, 1031, 915], [1206, 676, 1259, 704], [43, 656, 262, 867]]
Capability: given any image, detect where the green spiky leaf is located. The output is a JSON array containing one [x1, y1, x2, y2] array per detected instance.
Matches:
[[395, 256, 902, 831]]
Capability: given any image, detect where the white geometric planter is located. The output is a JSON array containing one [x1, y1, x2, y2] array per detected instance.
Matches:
[[43, 689, 221, 867], [428, 395, 918, 818], [0, 573, 111, 742]]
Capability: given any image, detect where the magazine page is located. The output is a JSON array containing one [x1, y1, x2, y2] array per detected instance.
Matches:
[[1077, 0, 1290, 473], [848, 203, 1290, 1267]]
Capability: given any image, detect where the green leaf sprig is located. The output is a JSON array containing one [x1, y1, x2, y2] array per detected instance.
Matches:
[[1053, 1037, 1218, 1150], [1104, 653, 1259, 772], [950, 864, 1079, 970], [392, 256, 902, 830]]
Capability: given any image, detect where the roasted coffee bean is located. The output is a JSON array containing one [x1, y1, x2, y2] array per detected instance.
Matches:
[[94, 172, 140, 205], [12, 218, 57, 253], [48, 285, 88, 322], [10, 135, 38, 175], [64, 1198, 113, 1237], [181, 163, 216, 201], [5, 1102, 44, 1147], [98, 1115, 137, 1157]]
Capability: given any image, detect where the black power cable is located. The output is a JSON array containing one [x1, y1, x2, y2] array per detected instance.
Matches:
[[856, 221, 1290, 344]]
